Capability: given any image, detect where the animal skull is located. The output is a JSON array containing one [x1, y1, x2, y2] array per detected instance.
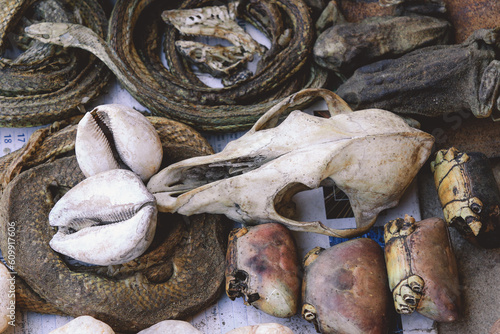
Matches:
[[147, 88, 434, 238]]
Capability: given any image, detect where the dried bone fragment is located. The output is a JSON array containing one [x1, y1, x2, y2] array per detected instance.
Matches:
[[162, 4, 265, 81], [75, 104, 163, 182], [147, 88, 434, 238], [49, 169, 157, 266], [384, 215, 461, 322], [225, 223, 301, 318]]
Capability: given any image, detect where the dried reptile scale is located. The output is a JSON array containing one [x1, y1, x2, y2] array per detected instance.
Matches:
[[0, 117, 229, 333], [0, 0, 111, 127], [25, 0, 328, 132]]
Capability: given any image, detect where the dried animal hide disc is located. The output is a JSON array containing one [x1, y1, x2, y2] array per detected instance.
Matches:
[[301, 238, 391, 333]]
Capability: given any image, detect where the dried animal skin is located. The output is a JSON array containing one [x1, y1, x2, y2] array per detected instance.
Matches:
[[226, 223, 301, 318], [337, 28, 500, 119], [314, 14, 451, 74], [49, 169, 157, 266], [75, 104, 163, 182], [147, 88, 434, 238], [384, 216, 461, 322]]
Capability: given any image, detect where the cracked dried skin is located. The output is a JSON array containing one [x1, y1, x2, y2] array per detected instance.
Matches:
[[226, 223, 301, 318], [337, 28, 500, 119], [314, 14, 451, 74], [301, 238, 391, 334], [147, 88, 434, 238], [384, 217, 461, 322]]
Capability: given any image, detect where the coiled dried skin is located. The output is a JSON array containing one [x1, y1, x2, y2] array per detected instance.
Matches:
[[28, 0, 327, 132], [0, 0, 111, 127], [0, 118, 228, 333]]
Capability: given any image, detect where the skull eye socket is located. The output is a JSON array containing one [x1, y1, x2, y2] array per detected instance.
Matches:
[[471, 203, 482, 214]]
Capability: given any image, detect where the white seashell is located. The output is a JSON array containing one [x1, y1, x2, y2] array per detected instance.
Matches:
[[49, 169, 157, 266], [48, 315, 115, 334], [137, 320, 203, 333], [75, 104, 163, 182]]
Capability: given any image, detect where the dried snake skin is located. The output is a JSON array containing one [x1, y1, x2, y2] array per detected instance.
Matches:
[[0, 0, 111, 126], [0, 118, 229, 333]]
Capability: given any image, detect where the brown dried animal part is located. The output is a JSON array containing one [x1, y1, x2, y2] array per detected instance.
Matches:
[[384, 215, 461, 322], [301, 238, 391, 334], [431, 147, 500, 248], [226, 223, 301, 318]]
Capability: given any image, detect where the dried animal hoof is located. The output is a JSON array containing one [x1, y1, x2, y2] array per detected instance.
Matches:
[[384, 215, 461, 322], [301, 238, 391, 333], [431, 147, 500, 248], [225, 223, 301, 318]]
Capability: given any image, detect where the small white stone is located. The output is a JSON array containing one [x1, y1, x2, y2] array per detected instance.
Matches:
[[137, 320, 203, 333], [48, 315, 115, 334]]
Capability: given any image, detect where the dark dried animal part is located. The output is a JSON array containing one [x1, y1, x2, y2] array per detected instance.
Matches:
[[0, 0, 111, 126], [384, 215, 461, 322], [336, 28, 500, 119], [314, 14, 451, 74], [225, 223, 301, 318], [431, 147, 500, 248], [26, 0, 328, 132], [301, 238, 391, 334]]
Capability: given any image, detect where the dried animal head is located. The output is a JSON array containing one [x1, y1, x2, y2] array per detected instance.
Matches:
[[75, 104, 163, 182], [147, 88, 434, 238], [49, 169, 157, 266]]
